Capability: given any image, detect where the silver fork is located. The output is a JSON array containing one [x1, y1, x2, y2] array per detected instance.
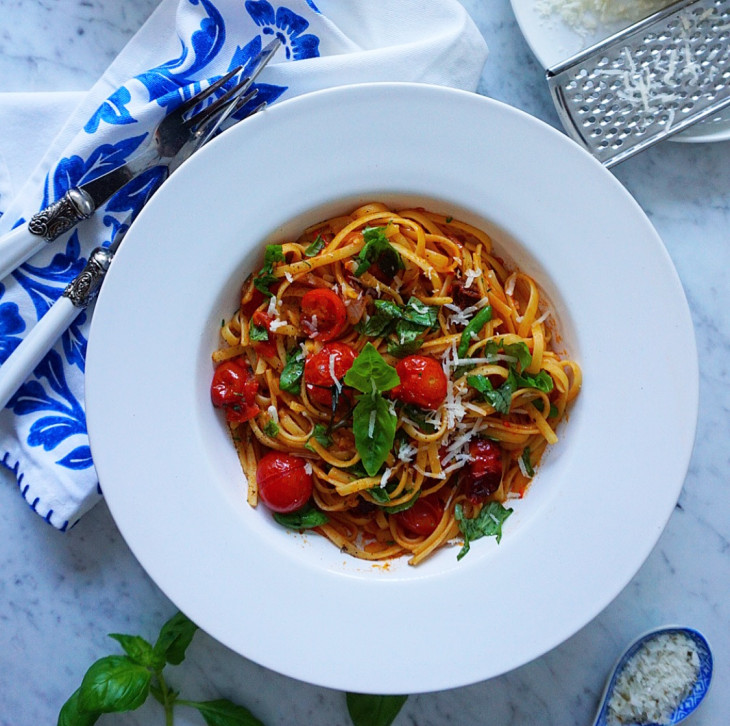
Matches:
[[0, 38, 281, 410], [0, 36, 280, 281]]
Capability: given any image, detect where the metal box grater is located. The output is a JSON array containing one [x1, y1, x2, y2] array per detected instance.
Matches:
[[546, 0, 730, 166]]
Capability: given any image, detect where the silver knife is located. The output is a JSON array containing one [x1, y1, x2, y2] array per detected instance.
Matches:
[[0, 37, 280, 282]]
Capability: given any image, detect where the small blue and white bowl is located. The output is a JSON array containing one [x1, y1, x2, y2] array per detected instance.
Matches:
[[593, 626, 713, 726]]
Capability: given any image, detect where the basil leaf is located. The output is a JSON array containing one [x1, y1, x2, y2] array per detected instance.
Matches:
[[515, 369, 554, 393], [354, 227, 405, 277], [368, 486, 391, 504], [253, 272, 278, 297], [455, 501, 513, 560], [249, 321, 269, 342], [107, 634, 159, 669], [274, 504, 328, 530], [384, 490, 420, 514], [58, 688, 100, 726], [186, 698, 265, 726], [279, 348, 305, 394], [346, 693, 409, 726], [78, 655, 150, 714], [353, 393, 397, 476], [305, 423, 333, 452], [402, 297, 438, 327], [253, 245, 285, 297], [346, 461, 371, 479], [153, 611, 198, 666], [263, 420, 279, 437], [502, 342, 532, 371], [386, 336, 423, 357], [343, 343, 400, 394], [533, 400, 559, 418], [468, 370, 515, 414], [457, 305, 493, 358], [304, 234, 325, 258]]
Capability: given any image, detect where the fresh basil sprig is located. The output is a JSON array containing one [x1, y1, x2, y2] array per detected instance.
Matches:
[[457, 305, 492, 358], [358, 297, 439, 357], [343, 344, 400, 476], [346, 693, 409, 726], [354, 227, 405, 277], [249, 320, 269, 342], [455, 501, 513, 560], [58, 611, 264, 726]]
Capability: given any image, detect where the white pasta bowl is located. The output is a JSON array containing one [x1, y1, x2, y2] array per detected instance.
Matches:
[[85, 82, 698, 694]]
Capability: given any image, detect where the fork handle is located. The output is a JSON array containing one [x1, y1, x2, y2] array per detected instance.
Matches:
[[0, 244, 113, 410], [0, 188, 96, 281], [0, 296, 79, 410]]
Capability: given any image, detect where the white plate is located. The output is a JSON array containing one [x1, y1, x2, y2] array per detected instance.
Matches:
[[85, 83, 698, 694], [509, 0, 730, 143]]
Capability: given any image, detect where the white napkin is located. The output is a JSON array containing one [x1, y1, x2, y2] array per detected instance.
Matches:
[[0, 0, 488, 531]]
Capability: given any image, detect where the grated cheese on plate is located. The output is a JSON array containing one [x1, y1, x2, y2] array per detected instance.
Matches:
[[607, 631, 700, 725], [536, 0, 673, 35]]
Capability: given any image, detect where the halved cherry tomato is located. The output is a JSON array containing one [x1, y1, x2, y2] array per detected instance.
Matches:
[[394, 495, 444, 537], [301, 288, 347, 341], [304, 342, 357, 406], [464, 439, 503, 503], [390, 355, 448, 410], [256, 451, 313, 513], [211, 359, 259, 423], [251, 310, 277, 359]]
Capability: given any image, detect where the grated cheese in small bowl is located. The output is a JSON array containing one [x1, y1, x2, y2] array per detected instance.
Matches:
[[601, 627, 712, 726]]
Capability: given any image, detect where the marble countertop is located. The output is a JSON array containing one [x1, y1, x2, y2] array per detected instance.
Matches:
[[0, 1, 728, 724]]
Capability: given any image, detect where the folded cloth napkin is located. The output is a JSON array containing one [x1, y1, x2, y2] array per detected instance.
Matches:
[[0, 0, 488, 531]]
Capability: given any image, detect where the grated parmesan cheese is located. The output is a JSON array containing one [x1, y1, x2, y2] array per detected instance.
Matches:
[[536, 0, 673, 35], [269, 318, 287, 331], [607, 631, 700, 725], [379, 467, 392, 488], [267, 295, 279, 316], [304, 462, 313, 476], [266, 405, 279, 424]]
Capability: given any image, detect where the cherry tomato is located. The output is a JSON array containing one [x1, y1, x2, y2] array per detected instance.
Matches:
[[304, 342, 357, 406], [390, 355, 448, 410], [211, 359, 259, 423], [464, 439, 503, 503], [256, 451, 313, 513], [251, 310, 277, 359], [301, 288, 348, 341], [394, 496, 444, 537]]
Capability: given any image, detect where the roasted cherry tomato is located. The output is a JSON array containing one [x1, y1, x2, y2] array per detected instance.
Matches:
[[301, 288, 348, 341], [464, 439, 503, 503], [251, 310, 277, 359], [256, 451, 313, 513], [394, 496, 444, 537], [304, 342, 357, 406], [211, 359, 259, 423], [390, 355, 448, 410]]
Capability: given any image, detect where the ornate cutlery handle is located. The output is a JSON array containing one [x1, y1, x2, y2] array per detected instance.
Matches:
[[27, 188, 96, 241]]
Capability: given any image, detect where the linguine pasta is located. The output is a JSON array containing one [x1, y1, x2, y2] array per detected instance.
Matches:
[[211, 203, 581, 566]]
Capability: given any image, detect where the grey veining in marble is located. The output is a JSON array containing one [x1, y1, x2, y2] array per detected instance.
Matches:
[[0, 0, 728, 724]]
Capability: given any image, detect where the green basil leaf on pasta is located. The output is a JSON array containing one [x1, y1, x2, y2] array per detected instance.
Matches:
[[352, 393, 397, 476], [263, 420, 279, 438], [304, 234, 326, 258], [455, 501, 513, 560], [253, 245, 285, 296], [402, 297, 438, 328], [248, 321, 269, 342], [274, 505, 328, 530], [343, 343, 400, 394], [354, 227, 404, 277], [457, 305, 492, 358], [279, 348, 305, 394]]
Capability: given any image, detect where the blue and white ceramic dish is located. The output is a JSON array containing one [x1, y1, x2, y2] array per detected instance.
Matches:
[[593, 626, 713, 726]]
